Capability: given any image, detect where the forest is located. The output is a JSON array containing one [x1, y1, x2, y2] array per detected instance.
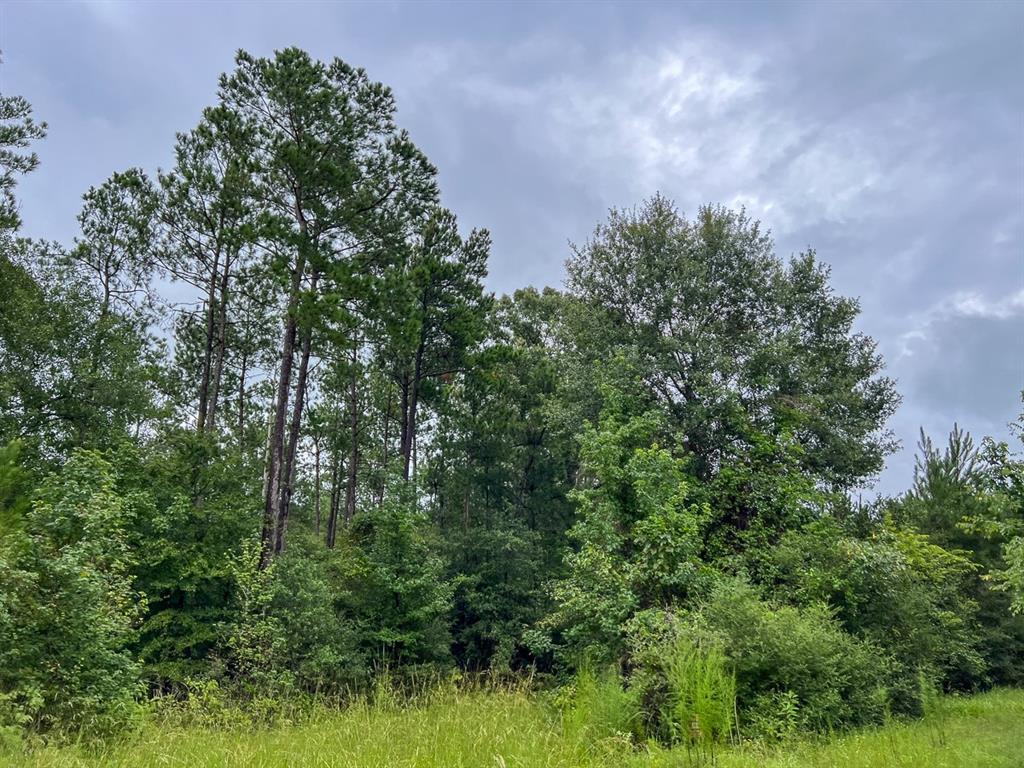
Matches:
[[0, 48, 1022, 766]]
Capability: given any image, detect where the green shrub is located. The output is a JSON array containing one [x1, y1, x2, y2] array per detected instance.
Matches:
[[267, 537, 366, 692], [0, 447, 143, 738], [767, 519, 984, 709], [687, 580, 890, 737], [344, 488, 454, 670], [542, 404, 711, 667], [122, 432, 259, 689], [222, 486, 454, 701], [625, 610, 735, 749], [223, 539, 294, 697]]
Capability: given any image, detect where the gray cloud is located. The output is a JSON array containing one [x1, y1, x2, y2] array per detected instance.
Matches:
[[2, 0, 1021, 494]]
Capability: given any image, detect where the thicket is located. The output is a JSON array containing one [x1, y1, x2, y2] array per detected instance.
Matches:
[[1, 48, 1022, 754]]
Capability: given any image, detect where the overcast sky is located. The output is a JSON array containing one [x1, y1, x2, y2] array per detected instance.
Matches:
[[2, 0, 1022, 494]]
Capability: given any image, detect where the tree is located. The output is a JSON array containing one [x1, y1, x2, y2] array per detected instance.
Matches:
[[72, 168, 159, 318], [890, 421, 1024, 685], [425, 292, 579, 669], [0, 93, 46, 233], [540, 381, 711, 665], [216, 48, 437, 564], [564, 196, 898, 492], [377, 208, 492, 481], [0, 446, 143, 735], [345, 482, 453, 668], [159, 107, 254, 435], [970, 403, 1024, 616], [0, 240, 157, 458]]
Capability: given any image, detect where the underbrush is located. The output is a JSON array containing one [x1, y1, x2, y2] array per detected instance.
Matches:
[[3, 679, 1020, 768]]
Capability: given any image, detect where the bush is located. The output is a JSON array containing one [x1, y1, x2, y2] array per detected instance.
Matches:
[[686, 580, 890, 738], [222, 487, 454, 701], [767, 519, 985, 708], [223, 538, 294, 697], [626, 610, 735, 750], [268, 538, 366, 692], [344, 488, 454, 671], [0, 447, 143, 738], [542, 404, 711, 667]]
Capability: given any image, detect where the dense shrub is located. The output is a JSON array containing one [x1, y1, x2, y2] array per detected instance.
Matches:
[[625, 611, 735, 749], [685, 580, 890, 737], [345, 490, 455, 671], [123, 433, 260, 689], [542, 402, 712, 666], [222, 486, 454, 698], [0, 446, 143, 737], [266, 539, 366, 692], [767, 520, 984, 709]]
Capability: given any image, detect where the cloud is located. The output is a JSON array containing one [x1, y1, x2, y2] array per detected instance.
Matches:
[[882, 286, 1023, 491], [949, 290, 1024, 321], [408, 31, 944, 243], [898, 288, 1024, 359], [79, 0, 136, 29]]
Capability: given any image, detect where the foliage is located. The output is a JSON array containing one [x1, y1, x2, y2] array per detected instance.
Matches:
[[564, 196, 899, 492], [542, 387, 712, 664], [625, 613, 736, 750], [344, 486, 454, 670], [1000, 537, 1024, 614], [122, 432, 259, 687], [0, 446, 143, 737], [971, 411, 1024, 613], [767, 519, 984, 705], [428, 293, 578, 671], [0, 93, 47, 233], [685, 580, 890, 737], [889, 421, 1024, 685]]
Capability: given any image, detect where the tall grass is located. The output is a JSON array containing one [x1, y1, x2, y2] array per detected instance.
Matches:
[[663, 638, 736, 763], [1, 686, 1021, 768], [561, 665, 640, 746]]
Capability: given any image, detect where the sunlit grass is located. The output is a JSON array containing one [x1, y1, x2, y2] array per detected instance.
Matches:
[[636, 688, 1024, 768], [3, 687, 1021, 767]]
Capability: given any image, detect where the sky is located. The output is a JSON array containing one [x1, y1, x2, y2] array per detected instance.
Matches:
[[2, 0, 1022, 495]]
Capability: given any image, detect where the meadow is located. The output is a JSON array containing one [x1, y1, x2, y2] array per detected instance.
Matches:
[[3, 687, 1021, 768]]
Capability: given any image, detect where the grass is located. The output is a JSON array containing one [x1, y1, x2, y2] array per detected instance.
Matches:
[[642, 688, 1024, 768], [2, 687, 1021, 768]]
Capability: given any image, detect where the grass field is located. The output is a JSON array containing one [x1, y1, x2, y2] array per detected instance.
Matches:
[[2, 687, 1021, 767]]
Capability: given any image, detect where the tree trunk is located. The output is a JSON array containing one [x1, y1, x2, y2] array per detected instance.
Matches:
[[276, 316, 314, 555], [377, 390, 391, 508], [204, 251, 232, 433], [401, 345, 424, 481], [398, 375, 411, 479], [259, 223, 308, 568], [327, 452, 341, 548], [196, 249, 221, 433], [237, 345, 248, 448], [345, 339, 359, 523], [313, 434, 321, 536]]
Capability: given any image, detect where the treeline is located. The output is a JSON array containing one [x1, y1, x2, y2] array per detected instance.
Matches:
[[1, 48, 1022, 746]]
